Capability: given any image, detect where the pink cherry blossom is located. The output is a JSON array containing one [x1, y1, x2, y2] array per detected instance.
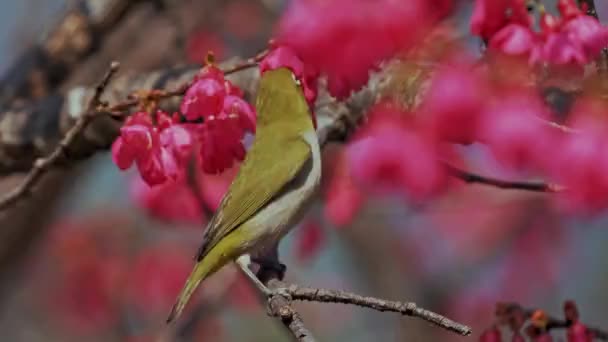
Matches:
[[489, 24, 539, 57], [180, 77, 226, 120], [294, 220, 325, 264], [130, 176, 205, 225], [563, 15, 608, 59], [113, 63, 258, 184], [186, 29, 225, 63], [347, 103, 444, 200], [551, 100, 608, 212], [195, 64, 225, 83], [198, 165, 239, 211], [159, 123, 197, 164], [564, 300, 594, 342], [277, 0, 439, 99], [323, 147, 364, 227], [471, 0, 531, 41], [198, 113, 247, 174], [127, 244, 192, 314], [53, 258, 124, 332], [223, 95, 256, 133], [478, 91, 556, 170], [475, 0, 608, 69], [567, 322, 593, 342], [419, 63, 487, 144], [542, 29, 589, 66], [227, 275, 260, 312], [479, 327, 502, 342], [43, 220, 129, 333], [259, 45, 304, 79], [558, 0, 584, 20], [111, 112, 184, 186]]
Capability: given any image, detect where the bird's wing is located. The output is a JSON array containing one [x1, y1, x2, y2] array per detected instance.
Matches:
[[195, 130, 312, 261]]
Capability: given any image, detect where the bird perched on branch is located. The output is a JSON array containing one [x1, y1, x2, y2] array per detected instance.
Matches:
[[167, 66, 321, 322]]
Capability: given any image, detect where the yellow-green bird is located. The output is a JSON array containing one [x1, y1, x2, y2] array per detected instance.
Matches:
[[167, 67, 321, 322]]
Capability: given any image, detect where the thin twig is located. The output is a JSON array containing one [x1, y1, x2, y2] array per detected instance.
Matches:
[[236, 256, 317, 342], [443, 162, 564, 193], [236, 255, 471, 338], [106, 54, 262, 116], [284, 285, 472, 336], [0, 62, 120, 211], [266, 281, 317, 342], [223, 49, 267, 75]]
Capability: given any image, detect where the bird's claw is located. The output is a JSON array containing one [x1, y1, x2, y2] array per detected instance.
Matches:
[[252, 257, 287, 280]]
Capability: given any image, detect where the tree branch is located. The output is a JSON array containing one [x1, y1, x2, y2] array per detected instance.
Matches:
[[236, 256, 317, 342], [0, 62, 120, 210], [0, 0, 145, 105], [236, 252, 471, 341], [266, 280, 318, 342], [284, 285, 472, 336], [443, 162, 563, 193]]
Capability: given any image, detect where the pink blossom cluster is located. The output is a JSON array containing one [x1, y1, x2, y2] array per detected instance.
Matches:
[[32, 217, 248, 336], [129, 165, 237, 225], [480, 301, 596, 342], [114, 48, 320, 224], [473, 0, 608, 67], [325, 58, 608, 226], [111, 64, 256, 186], [276, 0, 452, 99]]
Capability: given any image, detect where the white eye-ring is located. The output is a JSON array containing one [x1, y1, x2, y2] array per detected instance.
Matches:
[[291, 73, 302, 86]]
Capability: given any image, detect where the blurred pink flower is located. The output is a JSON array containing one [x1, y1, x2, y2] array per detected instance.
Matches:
[[471, 0, 530, 40], [419, 62, 487, 144], [478, 91, 556, 171], [323, 146, 364, 227], [127, 243, 193, 314], [479, 327, 502, 342], [277, 0, 441, 99], [186, 29, 225, 62], [130, 176, 205, 225], [294, 220, 325, 264], [489, 24, 539, 57], [227, 274, 260, 312], [181, 77, 226, 121], [53, 257, 125, 333], [42, 219, 131, 334], [198, 164, 240, 211], [551, 100, 608, 212], [562, 15, 608, 59], [223, 1, 262, 40], [347, 103, 445, 200]]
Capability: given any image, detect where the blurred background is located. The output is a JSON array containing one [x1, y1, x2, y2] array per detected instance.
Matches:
[[0, 0, 608, 341]]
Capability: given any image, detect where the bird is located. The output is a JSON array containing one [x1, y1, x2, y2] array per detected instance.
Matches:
[[167, 66, 321, 323]]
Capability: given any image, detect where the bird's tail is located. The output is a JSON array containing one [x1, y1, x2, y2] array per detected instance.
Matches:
[[166, 241, 234, 323]]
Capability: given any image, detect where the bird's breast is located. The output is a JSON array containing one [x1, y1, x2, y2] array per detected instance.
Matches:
[[243, 130, 322, 245]]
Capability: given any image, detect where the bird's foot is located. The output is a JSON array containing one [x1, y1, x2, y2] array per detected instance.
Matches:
[[252, 257, 287, 281], [236, 255, 273, 296]]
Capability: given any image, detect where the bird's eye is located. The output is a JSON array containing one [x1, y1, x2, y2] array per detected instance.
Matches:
[[291, 73, 302, 86]]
